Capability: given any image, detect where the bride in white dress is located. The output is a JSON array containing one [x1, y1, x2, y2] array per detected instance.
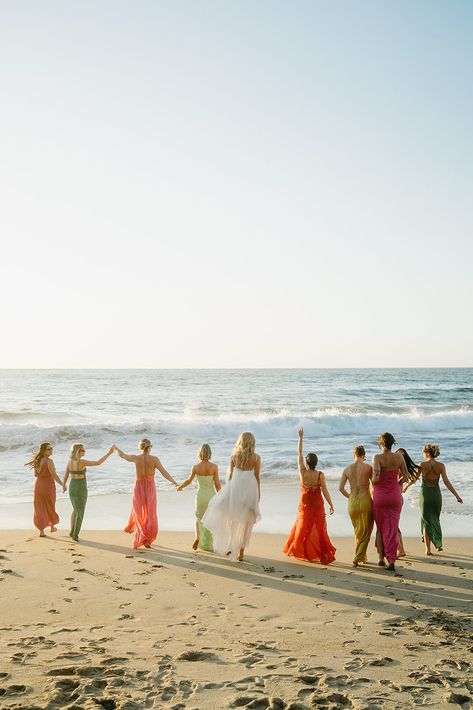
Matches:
[[202, 432, 261, 561]]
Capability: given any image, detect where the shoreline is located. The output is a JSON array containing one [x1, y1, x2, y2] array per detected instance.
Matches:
[[1, 484, 471, 537]]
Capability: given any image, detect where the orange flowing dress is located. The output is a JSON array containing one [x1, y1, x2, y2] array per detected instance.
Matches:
[[33, 459, 59, 531], [284, 476, 336, 565], [124, 461, 158, 549]]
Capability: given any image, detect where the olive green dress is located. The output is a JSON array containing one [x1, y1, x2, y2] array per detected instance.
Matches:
[[195, 475, 216, 551]]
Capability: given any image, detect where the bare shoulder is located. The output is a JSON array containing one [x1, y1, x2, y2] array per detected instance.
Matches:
[[364, 462, 373, 472]]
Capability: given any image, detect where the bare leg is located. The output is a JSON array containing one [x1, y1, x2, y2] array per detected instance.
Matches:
[[424, 530, 432, 555], [397, 529, 406, 557], [238, 548, 244, 562], [192, 521, 199, 550], [70, 512, 75, 537]]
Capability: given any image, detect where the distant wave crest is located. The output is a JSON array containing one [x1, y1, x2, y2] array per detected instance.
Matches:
[[2, 406, 473, 452]]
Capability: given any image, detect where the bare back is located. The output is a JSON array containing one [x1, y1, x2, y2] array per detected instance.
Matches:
[[134, 453, 157, 479], [375, 450, 403, 472], [194, 460, 218, 477], [301, 468, 321, 489], [343, 461, 372, 496]]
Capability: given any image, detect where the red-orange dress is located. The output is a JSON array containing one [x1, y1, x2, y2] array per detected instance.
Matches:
[[124, 472, 158, 549], [284, 479, 336, 565], [33, 459, 59, 531]]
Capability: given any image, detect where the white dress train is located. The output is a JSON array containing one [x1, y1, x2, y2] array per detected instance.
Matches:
[[202, 467, 261, 560]]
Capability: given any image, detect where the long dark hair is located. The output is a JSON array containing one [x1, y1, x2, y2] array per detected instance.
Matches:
[[396, 447, 420, 482]]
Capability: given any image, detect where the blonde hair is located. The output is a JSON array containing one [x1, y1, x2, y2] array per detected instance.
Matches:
[[70, 443, 84, 461], [232, 432, 256, 468], [423, 443, 440, 459], [25, 442, 51, 470], [139, 438, 152, 452], [198, 443, 212, 461]]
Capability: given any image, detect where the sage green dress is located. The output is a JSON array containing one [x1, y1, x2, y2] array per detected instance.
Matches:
[[196, 475, 216, 551]]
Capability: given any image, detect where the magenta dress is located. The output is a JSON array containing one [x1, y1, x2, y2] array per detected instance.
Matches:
[[124, 473, 158, 549], [373, 469, 402, 564], [33, 460, 59, 531]]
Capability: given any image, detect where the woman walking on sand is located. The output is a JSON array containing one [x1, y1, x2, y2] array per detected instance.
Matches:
[[404, 444, 463, 555], [116, 439, 179, 549], [63, 443, 114, 542], [203, 432, 261, 562], [177, 443, 221, 551], [372, 433, 409, 571], [339, 445, 373, 567], [284, 429, 336, 565], [26, 443, 65, 537]]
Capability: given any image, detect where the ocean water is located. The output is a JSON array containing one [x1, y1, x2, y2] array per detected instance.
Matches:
[[0, 369, 472, 521]]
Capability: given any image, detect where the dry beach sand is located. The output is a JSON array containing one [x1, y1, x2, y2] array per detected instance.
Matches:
[[0, 532, 472, 710]]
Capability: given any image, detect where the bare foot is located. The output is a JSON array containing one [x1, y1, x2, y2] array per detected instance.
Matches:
[[397, 552, 407, 558], [352, 562, 359, 568], [437, 547, 443, 552], [378, 560, 386, 567], [50, 526, 57, 533], [425, 550, 432, 556], [39, 531, 46, 538], [144, 543, 151, 549], [387, 563, 395, 571], [192, 538, 199, 550], [238, 549, 244, 562]]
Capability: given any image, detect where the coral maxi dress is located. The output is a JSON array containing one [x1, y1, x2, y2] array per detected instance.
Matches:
[[33, 459, 60, 531], [124, 454, 158, 549], [284, 473, 336, 565]]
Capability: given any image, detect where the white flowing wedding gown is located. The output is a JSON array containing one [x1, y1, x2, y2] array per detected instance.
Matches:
[[202, 466, 261, 560]]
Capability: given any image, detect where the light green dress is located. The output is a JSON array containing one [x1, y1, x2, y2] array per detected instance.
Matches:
[[196, 475, 216, 551]]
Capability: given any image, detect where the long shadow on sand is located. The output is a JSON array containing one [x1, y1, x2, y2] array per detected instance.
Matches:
[[75, 538, 473, 619]]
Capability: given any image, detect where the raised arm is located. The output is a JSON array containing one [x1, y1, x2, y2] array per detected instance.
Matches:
[[254, 454, 261, 500], [177, 466, 196, 492], [213, 464, 222, 491], [440, 464, 463, 503], [82, 446, 114, 467], [339, 468, 350, 499], [115, 446, 137, 463], [297, 428, 305, 475], [320, 472, 334, 514], [155, 456, 179, 487]]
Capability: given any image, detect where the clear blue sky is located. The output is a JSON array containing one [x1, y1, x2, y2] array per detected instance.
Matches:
[[1, 1, 472, 366]]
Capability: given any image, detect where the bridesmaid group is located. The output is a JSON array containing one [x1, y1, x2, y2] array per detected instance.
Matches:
[[26, 429, 463, 569]]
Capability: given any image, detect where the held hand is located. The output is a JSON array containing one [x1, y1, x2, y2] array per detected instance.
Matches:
[[176, 485, 183, 492], [298, 428, 304, 438], [62, 484, 67, 493], [457, 496, 463, 504], [329, 506, 334, 515]]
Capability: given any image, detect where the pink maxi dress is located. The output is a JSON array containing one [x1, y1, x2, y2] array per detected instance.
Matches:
[[124, 462, 158, 549], [372, 469, 402, 564], [33, 459, 59, 531]]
